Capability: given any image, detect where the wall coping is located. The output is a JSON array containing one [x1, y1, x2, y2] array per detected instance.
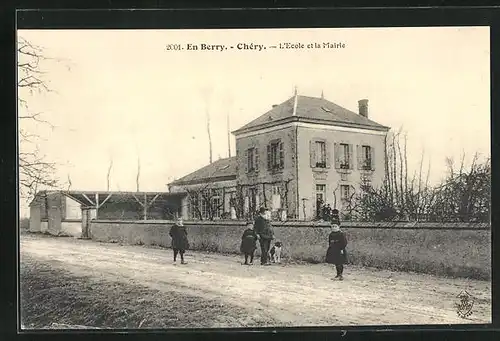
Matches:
[[91, 219, 490, 230]]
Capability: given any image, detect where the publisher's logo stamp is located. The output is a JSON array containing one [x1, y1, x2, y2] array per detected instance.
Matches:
[[455, 290, 475, 319]]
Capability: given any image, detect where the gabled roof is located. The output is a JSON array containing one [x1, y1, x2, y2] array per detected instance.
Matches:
[[232, 95, 390, 135], [169, 157, 237, 187]]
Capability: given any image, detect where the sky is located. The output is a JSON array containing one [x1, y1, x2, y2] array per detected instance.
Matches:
[[18, 27, 490, 213]]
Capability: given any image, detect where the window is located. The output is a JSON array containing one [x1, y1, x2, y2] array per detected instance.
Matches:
[[189, 195, 199, 219], [247, 148, 255, 172], [211, 196, 222, 219], [316, 185, 326, 201], [316, 184, 326, 203], [197, 189, 223, 219], [315, 141, 327, 168], [246, 147, 259, 173], [267, 140, 284, 171], [310, 139, 330, 169], [339, 143, 350, 169], [201, 196, 210, 219], [341, 185, 350, 201], [316, 184, 326, 192], [316, 184, 326, 218], [362, 145, 372, 170]]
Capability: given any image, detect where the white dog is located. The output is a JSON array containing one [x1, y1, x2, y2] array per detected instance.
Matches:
[[269, 242, 283, 263]]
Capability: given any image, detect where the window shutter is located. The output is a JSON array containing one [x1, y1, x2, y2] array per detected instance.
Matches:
[[334, 143, 340, 169], [244, 196, 249, 214], [348, 144, 354, 169], [244, 149, 248, 173], [309, 140, 316, 168], [356, 145, 362, 170], [279, 141, 284, 168], [371, 146, 375, 170], [325, 141, 331, 168], [255, 147, 259, 172], [267, 144, 271, 170]]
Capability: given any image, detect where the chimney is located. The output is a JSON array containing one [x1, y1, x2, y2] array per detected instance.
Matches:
[[358, 99, 368, 118], [272, 104, 278, 108]]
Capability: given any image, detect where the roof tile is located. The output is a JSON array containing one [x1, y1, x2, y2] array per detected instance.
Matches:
[[233, 95, 389, 134], [170, 157, 237, 185]]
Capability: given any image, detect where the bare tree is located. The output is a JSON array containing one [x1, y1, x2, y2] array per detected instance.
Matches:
[[176, 161, 223, 220], [136, 156, 141, 192], [225, 94, 233, 158], [179, 165, 292, 221], [206, 106, 213, 164], [18, 37, 69, 200], [66, 173, 72, 192], [183, 183, 225, 221], [352, 128, 432, 221], [428, 153, 490, 222], [106, 157, 113, 191], [352, 127, 490, 223], [227, 110, 231, 158], [201, 87, 213, 164]]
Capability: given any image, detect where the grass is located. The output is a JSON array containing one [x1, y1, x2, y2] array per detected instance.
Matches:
[[20, 255, 278, 329]]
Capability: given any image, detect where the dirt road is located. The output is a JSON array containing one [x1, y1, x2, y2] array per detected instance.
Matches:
[[20, 234, 491, 327]]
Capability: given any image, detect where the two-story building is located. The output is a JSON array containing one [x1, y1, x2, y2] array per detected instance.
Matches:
[[169, 91, 390, 220]]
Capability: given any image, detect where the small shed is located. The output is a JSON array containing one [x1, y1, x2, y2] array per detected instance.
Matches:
[[28, 190, 188, 237]]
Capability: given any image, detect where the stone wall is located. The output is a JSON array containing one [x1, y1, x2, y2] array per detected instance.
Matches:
[[61, 221, 83, 237], [89, 220, 491, 280]]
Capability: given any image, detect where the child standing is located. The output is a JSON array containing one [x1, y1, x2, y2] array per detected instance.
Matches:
[[240, 221, 258, 265], [325, 223, 348, 280], [169, 217, 189, 265]]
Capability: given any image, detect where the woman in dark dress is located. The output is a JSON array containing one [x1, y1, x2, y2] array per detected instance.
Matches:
[[325, 223, 348, 280], [169, 217, 189, 265], [240, 221, 258, 265]]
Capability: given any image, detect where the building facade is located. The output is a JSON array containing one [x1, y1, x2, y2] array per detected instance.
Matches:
[[169, 92, 390, 220], [168, 157, 238, 220]]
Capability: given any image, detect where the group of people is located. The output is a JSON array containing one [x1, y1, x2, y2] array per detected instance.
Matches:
[[168, 206, 348, 280], [240, 207, 276, 266], [317, 200, 339, 222]]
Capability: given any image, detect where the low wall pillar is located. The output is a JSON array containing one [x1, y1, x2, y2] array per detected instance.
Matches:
[[29, 206, 41, 232]]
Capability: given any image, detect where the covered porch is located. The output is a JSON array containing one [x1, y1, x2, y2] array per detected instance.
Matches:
[[28, 190, 188, 237]]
